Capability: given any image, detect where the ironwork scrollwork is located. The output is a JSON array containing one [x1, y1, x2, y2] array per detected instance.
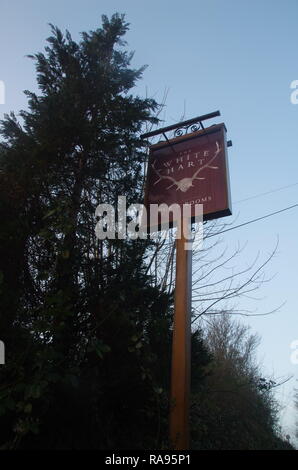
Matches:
[[174, 121, 202, 137], [174, 128, 184, 137]]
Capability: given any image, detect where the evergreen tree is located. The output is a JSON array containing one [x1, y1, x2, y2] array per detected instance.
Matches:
[[0, 13, 291, 451], [0, 13, 178, 449]]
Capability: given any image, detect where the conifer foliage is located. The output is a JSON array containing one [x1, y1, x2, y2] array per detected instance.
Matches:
[[0, 14, 293, 450], [0, 14, 173, 449]]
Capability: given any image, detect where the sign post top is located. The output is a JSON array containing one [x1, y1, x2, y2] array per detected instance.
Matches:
[[148, 122, 227, 151], [141, 110, 221, 139]]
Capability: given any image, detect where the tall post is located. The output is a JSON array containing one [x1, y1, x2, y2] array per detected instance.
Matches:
[[169, 218, 192, 450]]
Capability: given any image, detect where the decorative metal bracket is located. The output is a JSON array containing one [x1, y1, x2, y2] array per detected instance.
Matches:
[[141, 110, 232, 147], [174, 121, 204, 137], [141, 110, 220, 139]]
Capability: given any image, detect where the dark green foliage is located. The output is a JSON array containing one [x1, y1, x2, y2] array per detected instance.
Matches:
[[0, 14, 211, 450], [0, 14, 293, 450], [0, 13, 171, 449]]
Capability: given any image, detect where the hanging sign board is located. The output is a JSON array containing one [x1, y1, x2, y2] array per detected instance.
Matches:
[[144, 123, 232, 230]]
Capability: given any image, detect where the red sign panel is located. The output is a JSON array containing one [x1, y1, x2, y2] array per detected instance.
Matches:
[[144, 123, 232, 227]]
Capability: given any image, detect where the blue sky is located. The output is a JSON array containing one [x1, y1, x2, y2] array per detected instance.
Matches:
[[0, 0, 297, 442]]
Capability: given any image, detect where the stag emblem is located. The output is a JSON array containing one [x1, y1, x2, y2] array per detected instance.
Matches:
[[151, 141, 221, 193]]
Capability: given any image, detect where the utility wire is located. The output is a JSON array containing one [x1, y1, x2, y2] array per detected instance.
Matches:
[[205, 203, 298, 239], [235, 182, 298, 204]]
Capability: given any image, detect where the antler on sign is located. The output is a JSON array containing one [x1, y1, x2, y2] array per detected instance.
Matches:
[[151, 141, 221, 193]]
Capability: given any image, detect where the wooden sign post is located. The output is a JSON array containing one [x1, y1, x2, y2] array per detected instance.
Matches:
[[169, 217, 192, 449], [141, 112, 232, 450]]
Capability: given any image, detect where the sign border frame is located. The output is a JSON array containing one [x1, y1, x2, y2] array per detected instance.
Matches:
[[144, 122, 232, 229]]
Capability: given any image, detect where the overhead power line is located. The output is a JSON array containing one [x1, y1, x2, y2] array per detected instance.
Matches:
[[235, 182, 298, 204], [205, 203, 298, 239]]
